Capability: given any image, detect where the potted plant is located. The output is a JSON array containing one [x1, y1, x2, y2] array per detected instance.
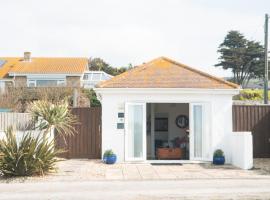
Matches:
[[103, 149, 117, 164], [213, 149, 225, 165]]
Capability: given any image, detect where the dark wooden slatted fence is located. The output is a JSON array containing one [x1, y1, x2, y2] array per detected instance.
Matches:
[[56, 107, 101, 159], [233, 105, 270, 158]]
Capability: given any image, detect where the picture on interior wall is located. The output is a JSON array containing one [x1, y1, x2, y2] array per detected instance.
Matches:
[[155, 118, 168, 131], [175, 115, 189, 129]]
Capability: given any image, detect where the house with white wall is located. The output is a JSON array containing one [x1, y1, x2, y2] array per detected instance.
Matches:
[[95, 57, 253, 169]]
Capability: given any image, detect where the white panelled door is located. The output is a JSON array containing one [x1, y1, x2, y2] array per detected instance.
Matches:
[[125, 103, 146, 161], [190, 103, 206, 160]]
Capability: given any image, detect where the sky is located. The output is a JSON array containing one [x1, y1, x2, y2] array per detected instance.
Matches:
[[0, 0, 269, 77]]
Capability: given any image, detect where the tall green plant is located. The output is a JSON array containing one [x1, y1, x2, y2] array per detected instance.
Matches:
[[28, 101, 77, 138], [0, 127, 61, 176]]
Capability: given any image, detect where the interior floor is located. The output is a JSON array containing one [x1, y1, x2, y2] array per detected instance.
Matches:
[[147, 103, 190, 160]]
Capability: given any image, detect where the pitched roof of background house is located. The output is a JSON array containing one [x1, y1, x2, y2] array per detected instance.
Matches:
[[0, 57, 88, 78], [0, 58, 21, 78], [97, 57, 239, 89]]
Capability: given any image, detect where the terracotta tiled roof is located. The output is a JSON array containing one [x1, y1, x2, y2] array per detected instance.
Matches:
[[97, 57, 239, 89], [0, 57, 88, 78], [0, 58, 21, 78]]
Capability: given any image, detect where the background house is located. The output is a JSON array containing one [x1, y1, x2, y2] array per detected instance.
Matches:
[[82, 71, 113, 88], [0, 52, 112, 91]]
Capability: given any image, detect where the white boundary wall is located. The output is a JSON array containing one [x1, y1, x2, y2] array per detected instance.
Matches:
[[0, 129, 54, 143], [230, 132, 253, 170], [0, 112, 32, 131]]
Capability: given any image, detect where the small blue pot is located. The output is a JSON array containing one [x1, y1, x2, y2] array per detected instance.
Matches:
[[213, 156, 225, 165], [104, 155, 117, 164]]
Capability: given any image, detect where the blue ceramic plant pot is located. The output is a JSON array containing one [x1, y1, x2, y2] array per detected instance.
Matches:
[[213, 156, 225, 165], [104, 155, 117, 164]]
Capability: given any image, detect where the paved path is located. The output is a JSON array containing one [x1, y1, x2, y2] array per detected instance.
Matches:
[[1, 179, 270, 200], [2, 159, 269, 183], [38, 159, 270, 181]]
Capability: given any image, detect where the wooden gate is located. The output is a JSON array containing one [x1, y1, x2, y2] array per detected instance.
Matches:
[[233, 105, 270, 158], [56, 107, 101, 159]]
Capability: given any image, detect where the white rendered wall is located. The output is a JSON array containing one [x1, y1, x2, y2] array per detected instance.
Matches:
[[0, 129, 54, 143], [99, 90, 235, 163], [230, 132, 253, 169]]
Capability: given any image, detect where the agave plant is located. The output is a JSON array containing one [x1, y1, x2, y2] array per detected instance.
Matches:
[[28, 100, 77, 138], [0, 127, 61, 176]]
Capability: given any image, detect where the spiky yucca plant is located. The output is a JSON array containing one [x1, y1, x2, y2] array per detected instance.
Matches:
[[28, 100, 77, 138], [0, 127, 61, 176]]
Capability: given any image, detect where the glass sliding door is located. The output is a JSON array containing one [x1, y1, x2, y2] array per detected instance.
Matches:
[[190, 103, 204, 160], [125, 103, 146, 161]]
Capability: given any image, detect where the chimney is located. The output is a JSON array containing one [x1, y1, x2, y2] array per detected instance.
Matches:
[[24, 52, 31, 62]]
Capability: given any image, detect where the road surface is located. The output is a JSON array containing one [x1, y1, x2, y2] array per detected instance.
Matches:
[[1, 179, 270, 199]]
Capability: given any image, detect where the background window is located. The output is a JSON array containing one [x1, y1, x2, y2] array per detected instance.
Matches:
[[36, 80, 58, 87], [92, 73, 101, 81]]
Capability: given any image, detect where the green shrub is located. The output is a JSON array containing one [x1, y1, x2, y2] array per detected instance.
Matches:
[[213, 149, 224, 157], [234, 89, 270, 101], [103, 149, 115, 158], [82, 89, 101, 107], [0, 127, 61, 177], [238, 89, 263, 100]]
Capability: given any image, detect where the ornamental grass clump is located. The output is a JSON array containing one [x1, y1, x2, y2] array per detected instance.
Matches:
[[28, 100, 77, 138], [0, 127, 61, 177], [0, 101, 77, 177]]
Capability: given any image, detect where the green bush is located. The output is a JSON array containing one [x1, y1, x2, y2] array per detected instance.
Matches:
[[238, 89, 263, 100], [213, 149, 224, 157], [103, 149, 115, 158], [235, 89, 270, 101], [0, 127, 61, 177], [82, 89, 101, 107]]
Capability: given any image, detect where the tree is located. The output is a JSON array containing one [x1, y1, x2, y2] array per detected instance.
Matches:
[[82, 88, 101, 107], [216, 30, 264, 87], [89, 57, 132, 76]]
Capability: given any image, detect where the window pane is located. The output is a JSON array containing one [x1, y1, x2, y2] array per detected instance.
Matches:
[[92, 73, 101, 80], [0, 60, 6, 68], [58, 80, 66, 86], [193, 105, 202, 158], [28, 80, 36, 87], [28, 82, 35, 87], [127, 104, 143, 158], [102, 73, 110, 80], [36, 80, 58, 87], [83, 74, 88, 80]]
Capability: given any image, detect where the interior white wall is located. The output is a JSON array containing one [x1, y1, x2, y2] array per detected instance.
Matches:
[[154, 103, 189, 141], [99, 91, 235, 163]]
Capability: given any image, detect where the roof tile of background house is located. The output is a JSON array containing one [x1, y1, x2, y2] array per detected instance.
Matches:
[[97, 57, 239, 89], [0, 57, 88, 78], [0, 58, 21, 78]]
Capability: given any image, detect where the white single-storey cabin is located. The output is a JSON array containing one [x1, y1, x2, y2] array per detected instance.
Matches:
[[95, 57, 253, 169]]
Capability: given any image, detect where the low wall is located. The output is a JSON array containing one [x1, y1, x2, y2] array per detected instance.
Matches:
[[230, 132, 253, 170], [0, 129, 54, 143]]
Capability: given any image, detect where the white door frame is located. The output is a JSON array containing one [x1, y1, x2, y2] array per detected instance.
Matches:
[[124, 102, 146, 161]]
